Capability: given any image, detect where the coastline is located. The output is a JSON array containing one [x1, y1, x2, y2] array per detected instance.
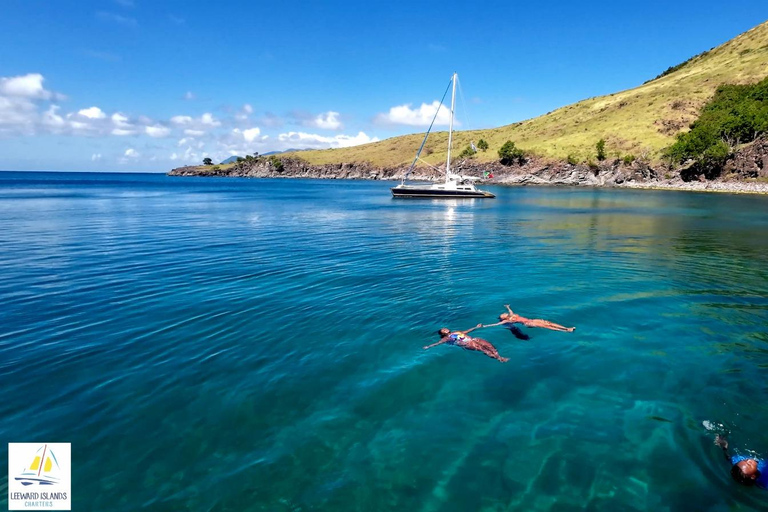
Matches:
[[168, 146, 768, 196], [615, 179, 768, 195]]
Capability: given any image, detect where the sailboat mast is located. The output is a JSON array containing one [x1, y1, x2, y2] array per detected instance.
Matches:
[[445, 72, 457, 183]]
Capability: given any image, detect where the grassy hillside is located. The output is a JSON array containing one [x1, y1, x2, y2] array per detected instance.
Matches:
[[288, 20, 768, 167]]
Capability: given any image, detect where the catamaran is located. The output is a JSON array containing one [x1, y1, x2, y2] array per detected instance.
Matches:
[[391, 72, 495, 199]]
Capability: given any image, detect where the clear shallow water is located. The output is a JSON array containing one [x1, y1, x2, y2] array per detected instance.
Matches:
[[1, 172, 768, 511]]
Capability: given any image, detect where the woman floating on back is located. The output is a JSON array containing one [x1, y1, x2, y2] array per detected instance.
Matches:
[[423, 325, 509, 363], [481, 304, 575, 335]]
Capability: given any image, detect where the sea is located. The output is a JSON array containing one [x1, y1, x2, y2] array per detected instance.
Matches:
[[1, 171, 768, 511]]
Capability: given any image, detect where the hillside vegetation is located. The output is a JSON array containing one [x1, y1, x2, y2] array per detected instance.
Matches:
[[287, 20, 768, 167]]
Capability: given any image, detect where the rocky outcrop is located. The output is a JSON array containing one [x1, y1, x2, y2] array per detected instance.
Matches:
[[723, 136, 768, 179], [168, 155, 659, 187], [168, 137, 768, 194]]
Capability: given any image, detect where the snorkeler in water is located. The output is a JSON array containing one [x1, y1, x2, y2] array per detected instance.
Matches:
[[715, 435, 768, 488], [481, 304, 575, 335], [423, 325, 509, 363]]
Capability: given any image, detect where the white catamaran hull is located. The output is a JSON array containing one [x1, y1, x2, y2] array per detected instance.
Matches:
[[390, 183, 495, 198]]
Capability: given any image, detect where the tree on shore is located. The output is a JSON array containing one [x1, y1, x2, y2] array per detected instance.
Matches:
[[498, 141, 525, 165], [203, 157, 213, 166]]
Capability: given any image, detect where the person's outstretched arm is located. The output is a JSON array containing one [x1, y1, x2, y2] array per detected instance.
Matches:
[[459, 324, 483, 335], [715, 435, 732, 461], [480, 321, 506, 328], [504, 304, 514, 315], [423, 338, 449, 350]]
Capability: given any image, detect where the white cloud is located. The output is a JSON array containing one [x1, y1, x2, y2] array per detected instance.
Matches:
[[375, 101, 453, 127], [111, 128, 134, 136], [0, 97, 36, 136], [0, 74, 44, 99], [277, 131, 378, 149], [69, 120, 90, 131], [184, 129, 205, 136], [183, 91, 195, 100], [201, 112, 220, 126], [308, 111, 343, 130], [0, 73, 58, 100], [170, 113, 219, 133], [78, 106, 106, 119], [171, 145, 207, 165], [235, 104, 253, 122], [41, 105, 65, 130], [145, 125, 170, 138], [111, 112, 130, 127], [232, 127, 261, 142], [243, 128, 260, 142], [171, 115, 192, 125], [91, 153, 102, 161], [118, 147, 141, 165]]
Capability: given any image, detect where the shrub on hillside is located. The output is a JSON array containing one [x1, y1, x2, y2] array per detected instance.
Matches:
[[596, 139, 606, 161], [622, 154, 636, 166], [477, 139, 489, 152], [645, 49, 711, 83], [458, 145, 476, 159], [666, 76, 768, 179], [269, 156, 285, 173], [498, 141, 526, 165]]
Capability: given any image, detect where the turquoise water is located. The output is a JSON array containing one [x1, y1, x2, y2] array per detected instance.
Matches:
[[1, 172, 768, 511]]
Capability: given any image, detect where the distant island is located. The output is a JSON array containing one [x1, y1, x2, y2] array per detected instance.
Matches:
[[170, 20, 768, 194]]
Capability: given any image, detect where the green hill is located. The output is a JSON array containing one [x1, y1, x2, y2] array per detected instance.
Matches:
[[287, 20, 768, 167]]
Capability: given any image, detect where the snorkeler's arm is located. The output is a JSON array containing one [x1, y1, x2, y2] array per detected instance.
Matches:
[[480, 321, 505, 328], [423, 338, 449, 350], [715, 435, 731, 461]]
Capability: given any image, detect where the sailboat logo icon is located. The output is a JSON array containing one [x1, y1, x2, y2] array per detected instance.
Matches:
[[15, 444, 62, 486]]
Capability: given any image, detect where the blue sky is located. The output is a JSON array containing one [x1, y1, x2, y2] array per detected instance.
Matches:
[[0, 0, 765, 172]]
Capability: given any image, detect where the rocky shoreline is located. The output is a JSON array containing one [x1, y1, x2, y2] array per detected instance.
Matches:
[[168, 137, 768, 195]]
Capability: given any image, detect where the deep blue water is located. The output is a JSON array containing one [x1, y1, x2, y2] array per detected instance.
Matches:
[[1, 171, 768, 511]]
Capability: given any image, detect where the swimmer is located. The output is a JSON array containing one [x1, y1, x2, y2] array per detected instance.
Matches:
[[715, 435, 768, 488], [482, 304, 575, 334], [423, 325, 509, 363]]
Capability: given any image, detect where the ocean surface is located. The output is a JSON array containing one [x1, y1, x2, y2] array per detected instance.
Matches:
[[1, 171, 768, 511]]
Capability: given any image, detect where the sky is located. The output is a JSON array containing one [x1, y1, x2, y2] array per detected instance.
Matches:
[[0, 0, 765, 172]]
